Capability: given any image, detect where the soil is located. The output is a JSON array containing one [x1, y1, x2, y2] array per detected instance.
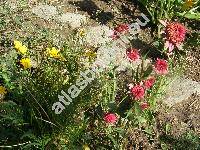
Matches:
[[1, 0, 200, 149], [28, 0, 144, 26], [185, 42, 200, 82]]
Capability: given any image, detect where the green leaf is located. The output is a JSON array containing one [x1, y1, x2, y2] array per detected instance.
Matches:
[[14, 16, 23, 26], [108, 135, 118, 148], [134, 102, 142, 115], [20, 131, 36, 140], [142, 66, 153, 79], [177, 12, 200, 20], [114, 127, 125, 134], [144, 127, 153, 135], [21, 142, 41, 149], [146, 110, 154, 122], [137, 116, 147, 124], [165, 123, 171, 133]]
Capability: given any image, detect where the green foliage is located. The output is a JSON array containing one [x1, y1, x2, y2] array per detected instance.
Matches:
[[0, 101, 25, 147], [138, 0, 179, 23], [177, 1, 200, 20], [0, 1, 197, 149], [161, 132, 200, 150], [138, 0, 200, 24]]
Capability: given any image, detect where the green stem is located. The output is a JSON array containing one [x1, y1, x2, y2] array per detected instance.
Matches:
[[112, 70, 117, 102]]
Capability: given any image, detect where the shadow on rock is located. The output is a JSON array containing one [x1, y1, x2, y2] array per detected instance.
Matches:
[[69, 0, 114, 24]]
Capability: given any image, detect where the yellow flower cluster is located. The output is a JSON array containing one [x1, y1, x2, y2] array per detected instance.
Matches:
[[182, 0, 194, 10], [14, 40, 32, 69], [85, 48, 97, 58], [78, 28, 86, 37], [20, 58, 32, 69], [0, 86, 7, 95], [83, 145, 90, 150], [47, 47, 60, 58], [14, 40, 28, 54], [14, 40, 65, 69], [85, 51, 97, 58]]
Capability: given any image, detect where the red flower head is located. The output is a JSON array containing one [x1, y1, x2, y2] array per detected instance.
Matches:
[[131, 85, 145, 100], [111, 24, 129, 40], [140, 102, 149, 110], [165, 22, 186, 46], [154, 58, 168, 75], [126, 48, 140, 61], [143, 77, 156, 89], [103, 113, 118, 124], [114, 23, 129, 34]]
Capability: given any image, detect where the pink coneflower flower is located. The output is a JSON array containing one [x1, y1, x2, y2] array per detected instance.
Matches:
[[126, 48, 140, 61], [140, 102, 149, 110], [103, 113, 118, 124], [143, 77, 156, 89], [165, 22, 186, 45], [161, 21, 187, 54], [131, 85, 145, 100], [154, 58, 168, 75]]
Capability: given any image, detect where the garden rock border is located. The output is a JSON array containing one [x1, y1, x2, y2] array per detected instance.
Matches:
[[163, 77, 200, 107], [32, 5, 58, 20]]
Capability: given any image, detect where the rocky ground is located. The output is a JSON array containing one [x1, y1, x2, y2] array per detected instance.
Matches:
[[1, 0, 200, 149]]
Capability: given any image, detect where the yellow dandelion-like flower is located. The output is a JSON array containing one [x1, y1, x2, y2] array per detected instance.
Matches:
[[14, 40, 28, 54], [84, 48, 97, 58], [14, 40, 23, 49], [182, 0, 194, 10], [79, 28, 86, 37], [18, 45, 28, 54], [47, 47, 60, 58], [0, 86, 7, 95], [83, 144, 90, 150], [85, 51, 97, 58], [20, 58, 32, 69]]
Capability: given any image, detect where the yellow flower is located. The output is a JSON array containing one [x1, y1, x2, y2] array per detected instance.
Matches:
[[85, 51, 97, 58], [84, 48, 97, 58], [14, 40, 23, 49], [14, 40, 28, 54], [0, 86, 7, 95], [18, 45, 28, 54], [20, 58, 32, 69], [182, 0, 194, 10], [83, 144, 90, 150], [79, 28, 86, 37], [47, 47, 60, 58]]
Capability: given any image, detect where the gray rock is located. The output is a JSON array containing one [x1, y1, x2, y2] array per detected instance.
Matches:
[[6, 1, 17, 10], [32, 5, 58, 20], [163, 77, 200, 107], [58, 13, 87, 28], [90, 28, 143, 71], [92, 42, 147, 71]]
